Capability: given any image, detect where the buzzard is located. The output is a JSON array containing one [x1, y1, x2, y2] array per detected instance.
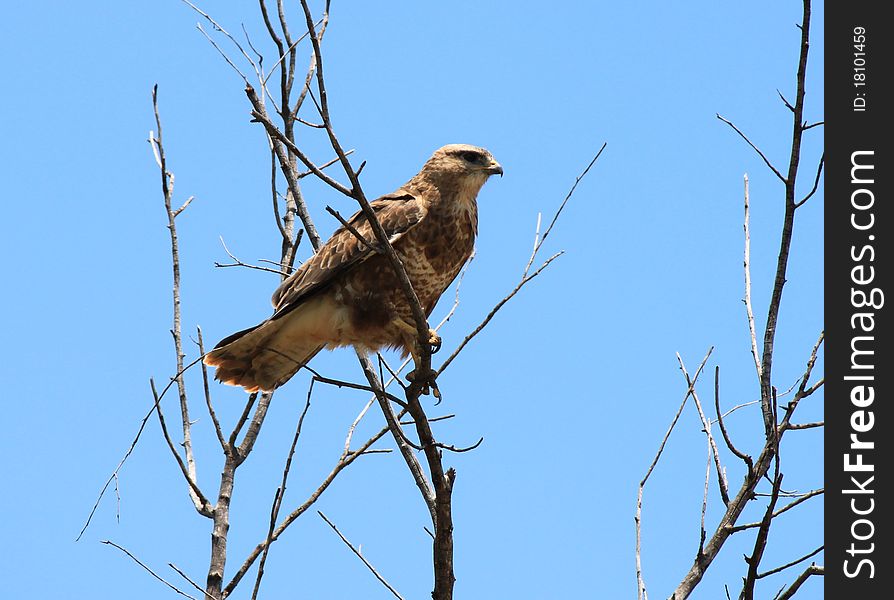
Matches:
[[204, 144, 503, 392]]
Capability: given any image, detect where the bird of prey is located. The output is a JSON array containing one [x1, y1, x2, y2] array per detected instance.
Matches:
[[204, 144, 503, 393]]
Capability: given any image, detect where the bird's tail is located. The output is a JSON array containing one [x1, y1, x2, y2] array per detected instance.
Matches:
[[203, 316, 324, 393]]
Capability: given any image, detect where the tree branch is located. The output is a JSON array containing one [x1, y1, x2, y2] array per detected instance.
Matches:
[[103, 540, 199, 600], [318, 511, 405, 599]]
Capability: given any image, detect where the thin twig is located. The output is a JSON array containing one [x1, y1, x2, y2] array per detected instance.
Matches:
[[228, 392, 258, 448], [699, 446, 711, 558], [296, 150, 355, 179], [728, 488, 823, 533], [714, 366, 752, 472], [440, 145, 604, 375], [636, 347, 713, 600], [438, 252, 563, 375], [794, 154, 824, 208], [671, 5, 818, 595], [775, 564, 823, 600], [152, 85, 205, 517], [252, 385, 313, 600], [435, 437, 484, 453], [308, 371, 407, 409], [318, 511, 405, 600], [758, 546, 823, 579], [535, 143, 606, 258], [756, 0, 814, 437], [743, 173, 762, 381], [740, 467, 784, 599], [77, 354, 205, 540], [223, 411, 403, 596], [716, 114, 786, 183], [216, 237, 288, 276], [182, 1, 259, 83], [678, 353, 729, 504], [102, 540, 198, 600], [169, 563, 214, 600], [150, 379, 213, 516], [197, 327, 226, 451], [325, 206, 375, 251]]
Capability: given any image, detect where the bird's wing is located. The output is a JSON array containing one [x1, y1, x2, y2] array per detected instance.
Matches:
[[270, 190, 426, 316]]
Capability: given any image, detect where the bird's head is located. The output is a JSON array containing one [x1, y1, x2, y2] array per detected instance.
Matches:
[[416, 144, 503, 197]]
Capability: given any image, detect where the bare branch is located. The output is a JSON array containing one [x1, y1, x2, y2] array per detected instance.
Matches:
[[728, 489, 823, 533], [182, 1, 260, 84], [173, 196, 195, 219], [150, 379, 214, 517], [325, 205, 376, 252], [250, 488, 281, 600], [216, 237, 289, 276], [224, 412, 402, 596], [636, 347, 713, 600], [440, 145, 603, 375], [779, 332, 824, 432], [775, 564, 823, 600], [169, 563, 214, 600], [355, 353, 435, 508], [296, 149, 354, 179], [435, 437, 484, 453], [757, 0, 814, 436], [776, 89, 794, 112], [103, 540, 198, 600], [228, 392, 258, 448], [438, 251, 563, 375], [77, 354, 205, 540], [194, 23, 251, 84], [740, 467, 784, 599], [759, 546, 823, 580], [318, 511, 405, 600], [716, 114, 786, 183], [197, 327, 227, 451], [793, 153, 824, 208], [307, 370, 407, 409], [252, 384, 313, 600], [149, 87, 209, 518], [800, 377, 824, 399], [247, 86, 327, 246], [714, 366, 753, 471], [699, 447, 711, 559], [236, 392, 274, 460], [247, 86, 352, 197], [743, 173, 762, 381], [535, 143, 606, 255], [678, 353, 729, 505]]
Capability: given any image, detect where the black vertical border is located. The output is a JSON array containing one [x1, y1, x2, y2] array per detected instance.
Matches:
[[826, 1, 892, 595]]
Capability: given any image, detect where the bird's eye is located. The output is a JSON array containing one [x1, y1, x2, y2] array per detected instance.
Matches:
[[460, 151, 481, 163]]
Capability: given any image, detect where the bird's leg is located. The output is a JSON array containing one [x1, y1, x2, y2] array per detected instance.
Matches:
[[396, 319, 441, 400], [407, 367, 441, 401], [394, 319, 442, 357]]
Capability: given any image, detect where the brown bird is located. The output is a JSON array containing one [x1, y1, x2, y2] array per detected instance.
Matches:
[[204, 144, 503, 392]]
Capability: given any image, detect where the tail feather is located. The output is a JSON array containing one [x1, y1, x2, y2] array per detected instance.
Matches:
[[204, 299, 333, 392]]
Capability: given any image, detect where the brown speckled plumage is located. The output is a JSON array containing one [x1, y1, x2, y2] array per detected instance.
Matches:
[[204, 144, 502, 392]]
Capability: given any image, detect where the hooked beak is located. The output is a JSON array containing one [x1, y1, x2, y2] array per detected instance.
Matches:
[[486, 162, 504, 177]]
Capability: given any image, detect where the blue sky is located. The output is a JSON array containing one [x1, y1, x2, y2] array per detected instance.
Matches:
[[1, 1, 823, 598]]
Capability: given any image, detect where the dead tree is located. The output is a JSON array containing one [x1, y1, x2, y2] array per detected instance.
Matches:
[[634, 1, 824, 599], [79, 2, 603, 599]]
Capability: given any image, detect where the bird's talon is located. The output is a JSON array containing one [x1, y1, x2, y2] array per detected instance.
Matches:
[[406, 366, 438, 386], [427, 329, 442, 355], [431, 381, 442, 402]]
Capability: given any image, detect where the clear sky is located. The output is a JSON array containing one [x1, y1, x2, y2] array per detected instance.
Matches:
[[1, 1, 823, 598]]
